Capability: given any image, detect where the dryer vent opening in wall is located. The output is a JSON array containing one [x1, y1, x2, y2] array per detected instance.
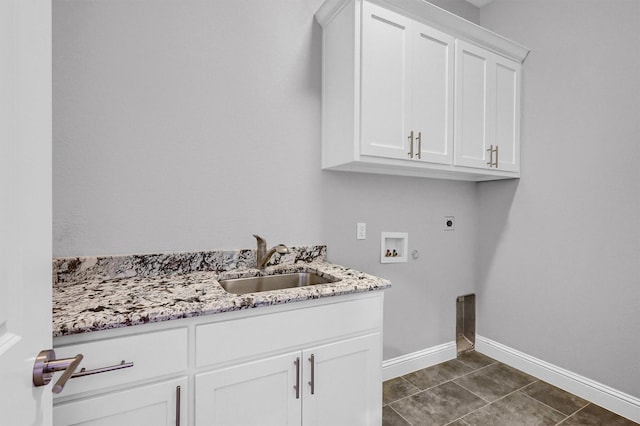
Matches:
[[456, 294, 475, 355]]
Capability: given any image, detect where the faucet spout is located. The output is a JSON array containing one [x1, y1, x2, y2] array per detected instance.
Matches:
[[253, 234, 290, 269]]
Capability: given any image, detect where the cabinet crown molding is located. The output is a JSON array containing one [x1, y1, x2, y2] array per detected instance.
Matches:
[[315, 0, 530, 63]]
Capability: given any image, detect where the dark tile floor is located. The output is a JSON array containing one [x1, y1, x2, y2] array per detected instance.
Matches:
[[383, 351, 638, 426]]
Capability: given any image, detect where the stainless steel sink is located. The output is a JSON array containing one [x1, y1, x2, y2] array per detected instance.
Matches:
[[219, 272, 338, 295]]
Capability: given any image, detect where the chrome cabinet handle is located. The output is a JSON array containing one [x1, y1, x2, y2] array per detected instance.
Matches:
[[407, 131, 414, 159], [71, 360, 134, 378], [175, 385, 181, 426], [33, 349, 84, 394], [495, 145, 499, 168], [486, 145, 498, 168], [294, 357, 300, 399], [415, 132, 422, 159], [308, 354, 315, 395], [33, 349, 135, 395]]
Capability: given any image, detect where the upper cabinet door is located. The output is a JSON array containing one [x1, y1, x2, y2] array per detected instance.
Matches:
[[454, 40, 491, 169], [494, 56, 521, 172], [454, 40, 521, 172], [411, 23, 455, 165], [360, 2, 412, 160]]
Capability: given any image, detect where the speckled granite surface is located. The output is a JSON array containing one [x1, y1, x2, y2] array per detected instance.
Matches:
[[53, 246, 390, 337]]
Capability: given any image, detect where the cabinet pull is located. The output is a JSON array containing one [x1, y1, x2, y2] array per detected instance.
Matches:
[[175, 385, 181, 426], [308, 354, 315, 395], [486, 145, 498, 168], [71, 360, 134, 378], [415, 132, 422, 159], [407, 131, 414, 159], [294, 357, 300, 399], [495, 145, 499, 168]]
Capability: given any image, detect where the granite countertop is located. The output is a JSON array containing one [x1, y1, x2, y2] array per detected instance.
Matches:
[[52, 246, 390, 337]]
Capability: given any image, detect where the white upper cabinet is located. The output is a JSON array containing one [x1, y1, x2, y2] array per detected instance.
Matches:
[[454, 40, 521, 172], [316, 0, 529, 181], [412, 21, 455, 164], [360, 3, 412, 160], [360, 2, 454, 164]]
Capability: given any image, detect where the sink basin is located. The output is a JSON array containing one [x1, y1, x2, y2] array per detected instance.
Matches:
[[219, 272, 338, 295]]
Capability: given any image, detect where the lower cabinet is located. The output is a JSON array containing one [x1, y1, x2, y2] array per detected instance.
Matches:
[[195, 333, 380, 426], [53, 292, 384, 426], [301, 333, 381, 426], [53, 377, 187, 426], [196, 351, 302, 426]]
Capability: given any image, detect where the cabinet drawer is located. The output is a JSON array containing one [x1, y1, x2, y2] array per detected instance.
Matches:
[[54, 376, 187, 426], [196, 294, 383, 367], [53, 327, 188, 398]]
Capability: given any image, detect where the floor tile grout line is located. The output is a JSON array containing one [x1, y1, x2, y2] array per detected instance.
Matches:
[[448, 362, 536, 405], [518, 388, 572, 419], [407, 359, 500, 392], [388, 404, 415, 426], [384, 358, 505, 413], [383, 376, 423, 407], [387, 365, 485, 406], [554, 403, 592, 426], [454, 378, 543, 415], [446, 412, 473, 426], [440, 379, 536, 426], [456, 358, 498, 371], [390, 364, 494, 407], [563, 400, 592, 418], [450, 379, 493, 405]]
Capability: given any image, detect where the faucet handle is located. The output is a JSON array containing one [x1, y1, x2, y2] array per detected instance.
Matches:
[[275, 244, 290, 254]]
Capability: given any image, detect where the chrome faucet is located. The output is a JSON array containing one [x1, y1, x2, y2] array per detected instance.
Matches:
[[253, 234, 290, 269]]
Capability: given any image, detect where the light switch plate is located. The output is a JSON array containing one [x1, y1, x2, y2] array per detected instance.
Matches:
[[356, 222, 366, 240]]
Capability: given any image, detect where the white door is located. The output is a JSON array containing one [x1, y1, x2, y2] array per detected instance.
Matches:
[[360, 1, 413, 160], [302, 333, 382, 426], [195, 351, 302, 426], [0, 0, 53, 425], [411, 22, 454, 164]]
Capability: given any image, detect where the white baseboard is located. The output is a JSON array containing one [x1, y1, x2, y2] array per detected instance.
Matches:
[[476, 335, 640, 423], [382, 341, 457, 381]]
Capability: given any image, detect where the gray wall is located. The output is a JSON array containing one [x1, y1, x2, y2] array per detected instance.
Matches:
[[53, 0, 640, 396], [53, 0, 479, 361], [53, 0, 326, 254], [478, 0, 640, 397], [322, 173, 478, 359]]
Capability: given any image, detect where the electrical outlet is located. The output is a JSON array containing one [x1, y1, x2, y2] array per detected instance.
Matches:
[[356, 222, 366, 240], [444, 216, 455, 231]]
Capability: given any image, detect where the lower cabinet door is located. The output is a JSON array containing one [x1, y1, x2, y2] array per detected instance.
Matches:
[[53, 377, 187, 426], [195, 351, 302, 426], [302, 333, 382, 426]]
